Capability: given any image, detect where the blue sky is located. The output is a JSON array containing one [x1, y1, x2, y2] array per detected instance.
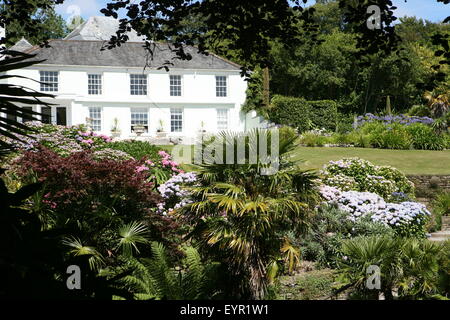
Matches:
[[56, 0, 449, 24]]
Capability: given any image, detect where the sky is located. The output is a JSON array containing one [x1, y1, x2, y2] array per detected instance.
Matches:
[[55, 0, 450, 25]]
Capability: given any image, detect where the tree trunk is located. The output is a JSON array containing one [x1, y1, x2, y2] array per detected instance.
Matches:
[[263, 66, 270, 109]]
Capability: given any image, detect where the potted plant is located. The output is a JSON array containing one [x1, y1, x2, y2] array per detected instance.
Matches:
[[110, 118, 121, 138], [198, 121, 207, 134], [133, 124, 146, 137], [157, 119, 167, 137]]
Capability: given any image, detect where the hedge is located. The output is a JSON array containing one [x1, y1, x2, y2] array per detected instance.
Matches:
[[269, 95, 339, 133]]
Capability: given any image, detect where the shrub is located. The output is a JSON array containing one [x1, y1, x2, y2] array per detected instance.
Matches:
[[8, 122, 111, 156], [299, 132, 330, 147], [319, 186, 430, 238], [320, 158, 415, 200], [356, 113, 434, 127], [406, 123, 448, 150], [13, 148, 176, 253], [270, 95, 339, 133], [338, 236, 448, 299], [105, 140, 162, 161], [369, 123, 413, 150], [301, 205, 394, 267]]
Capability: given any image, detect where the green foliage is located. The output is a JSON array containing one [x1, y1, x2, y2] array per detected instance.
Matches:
[[270, 95, 339, 133], [337, 236, 449, 299], [320, 157, 415, 200], [369, 123, 413, 150], [105, 140, 162, 161], [433, 192, 450, 217], [278, 269, 337, 300], [406, 123, 448, 150], [111, 243, 219, 300], [301, 205, 394, 268], [1, 4, 69, 46], [183, 129, 317, 299]]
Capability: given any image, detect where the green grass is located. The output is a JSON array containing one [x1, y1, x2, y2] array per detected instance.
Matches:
[[293, 147, 450, 175], [159, 145, 450, 175]]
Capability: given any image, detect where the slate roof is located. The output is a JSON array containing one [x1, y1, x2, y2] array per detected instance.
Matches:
[[65, 16, 145, 42], [9, 37, 33, 52], [24, 39, 241, 70]]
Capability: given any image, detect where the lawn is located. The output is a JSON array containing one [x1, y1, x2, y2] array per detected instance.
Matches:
[[292, 147, 450, 175], [161, 145, 450, 175]]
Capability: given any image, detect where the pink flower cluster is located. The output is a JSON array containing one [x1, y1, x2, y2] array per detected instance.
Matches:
[[158, 150, 184, 173], [77, 131, 112, 143]]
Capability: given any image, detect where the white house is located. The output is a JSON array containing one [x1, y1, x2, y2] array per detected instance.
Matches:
[[3, 17, 252, 143]]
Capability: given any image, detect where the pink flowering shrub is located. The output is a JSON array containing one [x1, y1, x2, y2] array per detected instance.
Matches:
[[8, 122, 111, 156], [13, 148, 179, 253]]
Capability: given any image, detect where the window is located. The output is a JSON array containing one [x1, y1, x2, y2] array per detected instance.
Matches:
[[56, 107, 67, 126], [41, 106, 52, 124], [170, 75, 182, 96], [217, 109, 229, 130], [21, 106, 34, 123], [89, 107, 102, 132], [170, 108, 183, 132], [40, 71, 59, 92], [88, 74, 102, 95], [131, 108, 149, 133], [130, 74, 148, 95], [216, 76, 227, 97]]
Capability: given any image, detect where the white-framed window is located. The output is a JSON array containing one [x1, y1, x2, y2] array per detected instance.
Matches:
[[216, 75, 227, 97], [40, 71, 59, 92], [170, 108, 183, 132], [88, 74, 102, 95], [130, 74, 148, 95], [89, 107, 102, 132], [170, 75, 182, 96], [217, 109, 229, 130], [131, 108, 149, 133]]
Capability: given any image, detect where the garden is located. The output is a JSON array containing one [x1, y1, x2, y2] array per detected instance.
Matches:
[[1, 121, 449, 300]]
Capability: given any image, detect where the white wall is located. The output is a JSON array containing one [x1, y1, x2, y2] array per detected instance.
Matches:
[[6, 65, 248, 139]]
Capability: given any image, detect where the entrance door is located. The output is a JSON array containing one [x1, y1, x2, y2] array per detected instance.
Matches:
[[56, 107, 67, 126]]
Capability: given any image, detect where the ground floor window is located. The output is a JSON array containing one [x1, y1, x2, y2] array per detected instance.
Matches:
[[56, 107, 67, 126], [131, 108, 149, 133], [170, 108, 183, 132], [217, 108, 229, 130], [88, 107, 102, 132], [41, 106, 52, 124]]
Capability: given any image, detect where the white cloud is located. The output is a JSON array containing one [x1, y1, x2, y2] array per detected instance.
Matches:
[[56, 0, 103, 21]]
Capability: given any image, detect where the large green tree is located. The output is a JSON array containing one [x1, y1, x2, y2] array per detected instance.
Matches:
[[0, 1, 68, 46]]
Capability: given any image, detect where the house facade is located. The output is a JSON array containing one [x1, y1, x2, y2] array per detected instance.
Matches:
[[3, 17, 250, 143]]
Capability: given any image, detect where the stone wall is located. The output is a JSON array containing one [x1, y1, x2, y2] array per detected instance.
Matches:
[[407, 175, 450, 192]]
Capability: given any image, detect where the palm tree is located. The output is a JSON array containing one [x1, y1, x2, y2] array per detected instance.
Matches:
[[181, 129, 317, 299], [424, 87, 450, 119], [0, 49, 54, 155]]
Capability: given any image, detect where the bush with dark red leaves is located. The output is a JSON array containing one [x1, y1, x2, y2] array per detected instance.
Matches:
[[14, 147, 178, 254]]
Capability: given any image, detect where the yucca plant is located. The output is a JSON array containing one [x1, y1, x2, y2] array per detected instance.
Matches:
[[182, 129, 317, 299]]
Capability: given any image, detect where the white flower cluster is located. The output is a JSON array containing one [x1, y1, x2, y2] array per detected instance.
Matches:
[[319, 185, 430, 227], [157, 172, 197, 215]]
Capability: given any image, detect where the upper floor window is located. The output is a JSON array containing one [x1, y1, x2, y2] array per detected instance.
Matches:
[[89, 107, 102, 132], [40, 71, 59, 92], [88, 74, 102, 95], [130, 74, 147, 95], [216, 76, 227, 97], [131, 108, 149, 133], [170, 75, 182, 96], [217, 109, 229, 130], [170, 108, 183, 132]]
